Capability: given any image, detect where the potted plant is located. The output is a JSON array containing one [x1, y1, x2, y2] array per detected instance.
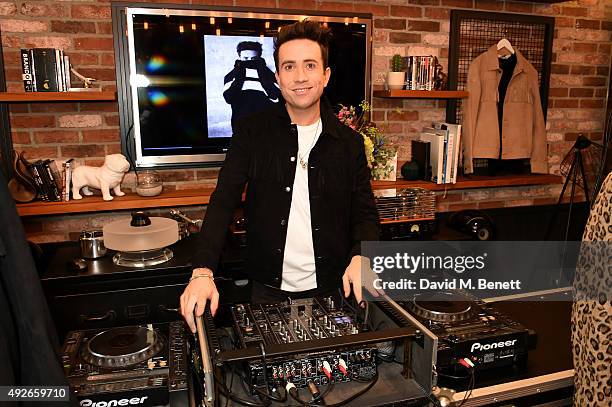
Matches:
[[387, 54, 406, 90]]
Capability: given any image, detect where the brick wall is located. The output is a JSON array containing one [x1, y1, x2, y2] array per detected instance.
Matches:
[[1, 0, 610, 241]]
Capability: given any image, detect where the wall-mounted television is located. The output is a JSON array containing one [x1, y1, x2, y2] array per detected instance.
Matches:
[[111, 2, 372, 169]]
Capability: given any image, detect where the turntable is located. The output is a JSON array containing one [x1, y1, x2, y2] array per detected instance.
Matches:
[[61, 321, 188, 406], [378, 292, 536, 373], [103, 212, 179, 268]]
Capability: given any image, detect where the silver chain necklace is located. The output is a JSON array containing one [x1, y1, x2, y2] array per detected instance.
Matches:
[[298, 119, 321, 170]]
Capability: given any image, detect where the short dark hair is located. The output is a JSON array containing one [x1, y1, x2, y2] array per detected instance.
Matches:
[[237, 41, 262, 55], [274, 20, 332, 71]]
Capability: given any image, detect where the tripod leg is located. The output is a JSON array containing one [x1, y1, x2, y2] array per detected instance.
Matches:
[[544, 157, 576, 240], [564, 155, 579, 243], [577, 152, 591, 208]]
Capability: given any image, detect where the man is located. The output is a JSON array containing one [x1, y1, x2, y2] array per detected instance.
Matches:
[[223, 41, 281, 129], [181, 20, 379, 333]]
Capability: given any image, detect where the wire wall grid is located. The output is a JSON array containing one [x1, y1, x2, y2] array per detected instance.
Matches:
[[446, 10, 554, 125]]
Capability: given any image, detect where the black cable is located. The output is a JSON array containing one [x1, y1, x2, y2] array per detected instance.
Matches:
[[189, 363, 207, 403], [123, 123, 135, 169], [288, 372, 378, 407], [287, 382, 332, 406], [323, 372, 378, 407], [214, 370, 271, 407], [122, 122, 141, 189], [255, 385, 287, 403], [226, 362, 287, 404], [437, 371, 471, 380], [456, 367, 475, 407], [259, 343, 270, 392], [224, 365, 233, 407], [233, 365, 257, 400]]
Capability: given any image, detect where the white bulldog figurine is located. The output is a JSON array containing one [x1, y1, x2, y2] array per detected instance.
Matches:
[[72, 154, 130, 201]]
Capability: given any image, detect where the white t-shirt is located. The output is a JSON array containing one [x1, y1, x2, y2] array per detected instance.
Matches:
[[281, 119, 322, 292]]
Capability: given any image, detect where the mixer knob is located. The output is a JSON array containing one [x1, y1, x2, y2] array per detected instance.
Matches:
[[330, 300, 335, 309], [324, 316, 328, 325]]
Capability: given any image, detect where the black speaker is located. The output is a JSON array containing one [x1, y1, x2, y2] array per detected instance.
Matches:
[[448, 210, 494, 241]]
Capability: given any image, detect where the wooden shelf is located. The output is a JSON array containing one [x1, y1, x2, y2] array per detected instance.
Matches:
[[17, 174, 561, 217], [17, 188, 216, 217], [371, 174, 561, 192], [373, 90, 468, 99], [0, 91, 116, 102]]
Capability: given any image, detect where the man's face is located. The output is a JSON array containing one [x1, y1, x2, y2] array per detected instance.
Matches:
[[238, 50, 259, 61], [275, 39, 331, 113]]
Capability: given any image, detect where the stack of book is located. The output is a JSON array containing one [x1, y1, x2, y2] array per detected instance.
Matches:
[[419, 122, 462, 184], [403, 56, 437, 91], [28, 158, 74, 202], [20, 48, 71, 92]]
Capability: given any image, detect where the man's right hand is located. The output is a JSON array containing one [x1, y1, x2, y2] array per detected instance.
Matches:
[[180, 268, 220, 333]]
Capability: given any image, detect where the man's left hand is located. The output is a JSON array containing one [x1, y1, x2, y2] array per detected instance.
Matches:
[[342, 255, 381, 304]]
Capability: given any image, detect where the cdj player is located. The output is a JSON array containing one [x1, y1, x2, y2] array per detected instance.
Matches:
[[61, 321, 188, 406], [378, 292, 537, 375]]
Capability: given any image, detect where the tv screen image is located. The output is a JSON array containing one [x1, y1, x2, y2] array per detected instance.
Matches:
[[113, 4, 372, 168], [204, 35, 279, 138]]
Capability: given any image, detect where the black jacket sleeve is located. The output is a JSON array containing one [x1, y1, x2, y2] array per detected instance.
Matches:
[[348, 132, 380, 259], [0, 171, 69, 402], [193, 120, 250, 272]]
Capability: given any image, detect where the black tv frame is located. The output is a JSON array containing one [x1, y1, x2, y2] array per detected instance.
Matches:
[[111, 1, 373, 169]]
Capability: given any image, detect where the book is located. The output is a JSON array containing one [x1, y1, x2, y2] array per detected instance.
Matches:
[[62, 158, 74, 201], [434, 122, 462, 184], [31, 48, 60, 92], [419, 132, 445, 184], [20, 49, 34, 92], [423, 126, 449, 184], [404, 56, 436, 91], [42, 159, 61, 201], [446, 124, 462, 183], [55, 49, 63, 92], [30, 49, 38, 91], [433, 123, 452, 184], [63, 55, 71, 90], [29, 160, 48, 201], [48, 160, 64, 200]]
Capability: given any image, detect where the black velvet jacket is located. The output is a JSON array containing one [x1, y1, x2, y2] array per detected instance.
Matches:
[[194, 98, 379, 292]]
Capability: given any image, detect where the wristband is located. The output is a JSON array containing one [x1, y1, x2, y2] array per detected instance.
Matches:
[[189, 273, 214, 283]]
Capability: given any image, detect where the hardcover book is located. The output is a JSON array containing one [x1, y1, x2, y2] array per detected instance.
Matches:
[[20, 49, 34, 92], [31, 48, 60, 92]]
